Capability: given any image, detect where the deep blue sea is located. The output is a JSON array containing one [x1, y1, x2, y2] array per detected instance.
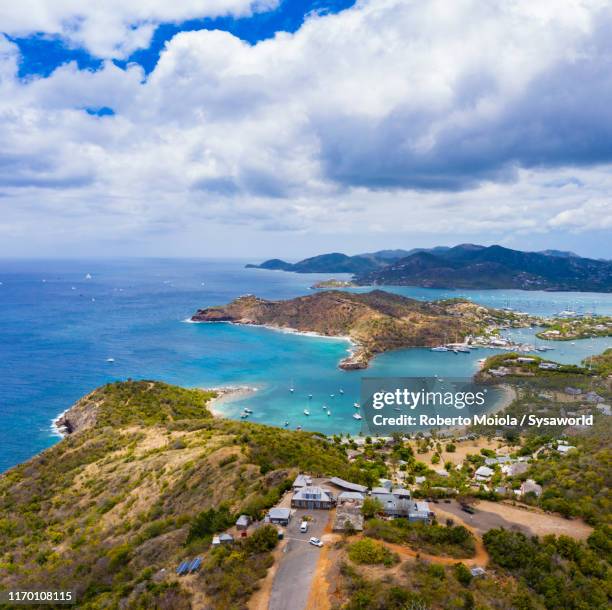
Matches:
[[1, 258, 611, 472]]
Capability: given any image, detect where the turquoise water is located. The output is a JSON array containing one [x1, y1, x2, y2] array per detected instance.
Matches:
[[0, 258, 611, 472]]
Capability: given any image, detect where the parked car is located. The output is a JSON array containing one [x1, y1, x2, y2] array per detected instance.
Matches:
[[309, 537, 323, 547], [461, 504, 475, 514], [300, 521, 309, 533]]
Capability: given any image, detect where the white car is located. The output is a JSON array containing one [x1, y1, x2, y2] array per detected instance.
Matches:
[[309, 537, 323, 547]]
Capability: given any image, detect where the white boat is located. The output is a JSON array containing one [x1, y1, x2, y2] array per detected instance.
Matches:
[[296, 425, 302, 430], [327, 411, 331, 416], [330, 394, 334, 398], [106, 357, 115, 363], [353, 413, 362, 420], [431, 346, 449, 352], [240, 413, 248, 419], [322, 405, 328, 410], [243, 408, 253, 414], [308, 394, 313, 399], [284, 420, 289, 427], [303, 409, 310, 416], [85, 273, 92, 280], [339, 389, 344, 394], [289, 388, 294, 393], [353, 402, 360, 408]]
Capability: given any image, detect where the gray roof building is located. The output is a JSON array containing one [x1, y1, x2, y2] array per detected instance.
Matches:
[[329, 477, 368, 493]]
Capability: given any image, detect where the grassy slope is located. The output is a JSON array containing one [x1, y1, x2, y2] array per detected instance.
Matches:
[[0, 381, 358, 609]]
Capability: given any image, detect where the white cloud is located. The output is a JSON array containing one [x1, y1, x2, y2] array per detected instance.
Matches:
[[0, 0, 278, 58], [1, 0, 612, 256]]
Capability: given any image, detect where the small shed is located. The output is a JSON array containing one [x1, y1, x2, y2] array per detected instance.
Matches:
[[236, 515, 250, 531], [267, 507, 292, 525]]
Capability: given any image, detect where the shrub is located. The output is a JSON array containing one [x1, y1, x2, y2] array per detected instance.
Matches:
[[348, 538, 399, 566], [454, 562, 472, 586]]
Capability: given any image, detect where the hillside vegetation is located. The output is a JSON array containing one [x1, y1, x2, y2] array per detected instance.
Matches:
[[0, 381, 360, 609], [191, 290, 532, 369]]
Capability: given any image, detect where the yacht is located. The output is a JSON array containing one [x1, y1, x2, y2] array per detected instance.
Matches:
[[106, 357, 115, 363], [431, 346, 449, 352], [339, 389, 344, 394], [303, 409, 310, 416], [353, 402, 360, 408], [353, 413, 362, 420]]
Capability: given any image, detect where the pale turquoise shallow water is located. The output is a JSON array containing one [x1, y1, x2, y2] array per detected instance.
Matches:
[[0, 258, 610, 471]]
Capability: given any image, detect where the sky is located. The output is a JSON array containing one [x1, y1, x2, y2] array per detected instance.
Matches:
[[1, 0, 612, 260]]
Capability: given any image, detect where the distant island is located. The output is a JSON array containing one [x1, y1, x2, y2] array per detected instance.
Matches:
[[246, 244, 612, 292], [310, 279, 357, 289], [191, 290, 535, 369]]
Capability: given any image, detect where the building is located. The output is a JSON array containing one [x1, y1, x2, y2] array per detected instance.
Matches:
[[539, 362, 559, 370], [292, 474, 312, 489], [235, 515, 250, 531], [557, 444, 576, 455], [329, 477, 368, 494], [408, 501, 432, 522], [474, 466, 494, 481], [520, 479, 542, 498], [391, 487, 411, 499], [378, 478, 393, 490], [414, 476, 426, 485], [596, 404, 611, 416], [585, 391, 604, 403], [291, 486, 335, 509], [338, 491, 366, 505], [503, 462, 528, 477], [212, 533, 234, 546], [267, 507, 292, 525]]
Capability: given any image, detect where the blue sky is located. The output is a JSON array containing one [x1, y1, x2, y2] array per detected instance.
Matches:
[[11, 1, 356, 78], [0, 0, 611, 259]]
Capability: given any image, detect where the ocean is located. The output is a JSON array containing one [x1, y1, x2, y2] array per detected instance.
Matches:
[[1, 258, 611, 472]]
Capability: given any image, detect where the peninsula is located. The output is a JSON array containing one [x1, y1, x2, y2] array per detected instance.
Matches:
[[191, 290, 534, 369]]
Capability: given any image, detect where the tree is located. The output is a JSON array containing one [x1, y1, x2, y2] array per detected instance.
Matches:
[[362, 497, 384, 519]]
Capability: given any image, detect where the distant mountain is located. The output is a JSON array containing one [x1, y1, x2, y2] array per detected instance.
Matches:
[[246, 252, 385, 274], [357, 244, 612, 291], [538, 249, 579, 259], [247, 244, 612, 292]]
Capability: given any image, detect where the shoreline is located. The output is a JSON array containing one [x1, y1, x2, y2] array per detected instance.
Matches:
[[187, 318, 355, 347], [206, 385, 259, 417]]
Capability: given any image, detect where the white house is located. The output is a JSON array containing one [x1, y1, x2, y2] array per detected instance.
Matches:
[[520, 479, 542, 497], [474, 466, 494, 481]]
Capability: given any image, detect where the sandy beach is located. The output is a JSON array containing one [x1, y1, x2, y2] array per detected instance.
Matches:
[[206, 385, 259, 417]]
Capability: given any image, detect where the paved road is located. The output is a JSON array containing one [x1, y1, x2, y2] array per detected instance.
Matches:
[[269, 508, 330, 610]]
